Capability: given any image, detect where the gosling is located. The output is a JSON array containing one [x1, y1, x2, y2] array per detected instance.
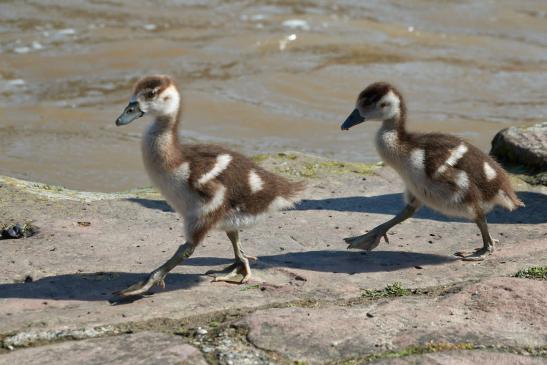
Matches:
[[341, 82, 523, 261], [114, 75, 304, 296]]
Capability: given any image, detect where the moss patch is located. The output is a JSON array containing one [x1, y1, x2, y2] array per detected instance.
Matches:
[[337, 343, 547, 364], [251, 153, 271, 163], [514, 266, 547, 280], [498, 163, 547, 187], [362, 282, 412, 299], [240, 284, 261, 291], [309, 161, 376, 175], [518, 171, 547, 186], [370, 342, 474, 361], [336, 342, 476, 364], [253, 152, 376, 178]]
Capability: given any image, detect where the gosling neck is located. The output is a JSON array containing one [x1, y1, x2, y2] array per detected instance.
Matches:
[[144, 106, 184, 170], [380, 102, 408, 139], [154, 108, 181, 136]]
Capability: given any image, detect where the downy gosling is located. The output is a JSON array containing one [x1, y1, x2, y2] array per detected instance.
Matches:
[[114, 75, 304, 296], [341, 82, 523, 261]]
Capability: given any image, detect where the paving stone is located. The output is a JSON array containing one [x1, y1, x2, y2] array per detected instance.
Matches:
[[369, 350, 546, 365], [0, 332, 206, 365], [235, 278, 547, 363]]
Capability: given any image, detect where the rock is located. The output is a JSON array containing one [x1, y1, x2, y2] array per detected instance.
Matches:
[[235, 278, 547, 364], [368, 350, 546, 365], [0, 223, 36, 240], [196, 327, 208, 335], [490, 122, 547, 175], [0, 332, 207, 365]]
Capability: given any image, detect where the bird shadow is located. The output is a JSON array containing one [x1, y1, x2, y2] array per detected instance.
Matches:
[[294, 191, 547, 224], [0, 250, 453, 302], [185, 250, 456, 274], [0, 272, 203, 303], [128, 198, 174, 212]]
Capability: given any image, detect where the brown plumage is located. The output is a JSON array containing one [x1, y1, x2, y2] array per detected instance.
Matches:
[[113, 75, 303, 296], [341, 82, 523, 260], [416, 134, 522, 209]]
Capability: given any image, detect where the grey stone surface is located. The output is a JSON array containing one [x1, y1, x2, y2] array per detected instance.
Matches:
[[235, 277, 547, 363], [491, 122, 547, 171], [0, 153, 545, 363], [369, 350, 546, 365], [0, 332, 207, 365]]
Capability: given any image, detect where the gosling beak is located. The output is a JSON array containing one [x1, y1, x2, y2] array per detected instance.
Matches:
[[116, 101, 144, 126], [341, 109, 365, 130]]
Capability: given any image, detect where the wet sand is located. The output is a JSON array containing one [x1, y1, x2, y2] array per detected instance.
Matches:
[[1, 0, 546, 191]]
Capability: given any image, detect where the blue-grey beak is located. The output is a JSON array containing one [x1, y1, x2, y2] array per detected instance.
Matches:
[[116, 101, 144, 126], [341, 109, 365, 130]]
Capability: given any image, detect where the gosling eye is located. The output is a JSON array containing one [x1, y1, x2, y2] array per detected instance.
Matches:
[[146, 90, 157, 99], [380, 102, 390, 108]]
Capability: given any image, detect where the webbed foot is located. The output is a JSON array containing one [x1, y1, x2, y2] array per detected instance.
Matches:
[[344, 227, 389, 250], [455, 237, 497, 261], [113, 270, 166, 297], [208, 258, 252, 284], [455, 245, 494, 261]]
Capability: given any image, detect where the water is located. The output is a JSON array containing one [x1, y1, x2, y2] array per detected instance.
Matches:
[[1, 0, 546, 191]]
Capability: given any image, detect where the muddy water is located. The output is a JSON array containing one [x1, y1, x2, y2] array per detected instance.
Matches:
[[1, 0, 546, 192]]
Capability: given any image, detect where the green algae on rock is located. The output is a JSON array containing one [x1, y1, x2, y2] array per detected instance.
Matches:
[[361, 282, 412, 299], [253, 152, 377, 178], [514, 266, 547, 280]]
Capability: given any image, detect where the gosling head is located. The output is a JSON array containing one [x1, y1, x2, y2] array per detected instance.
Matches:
[[341, 82, 403, 130], [116, 75, 180, 126]]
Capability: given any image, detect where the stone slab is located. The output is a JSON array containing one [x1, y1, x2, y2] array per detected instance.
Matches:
[[235, 277, 547, 363], [369, 350, 546, 365], [0, 332, 206, 365], [1, 156, 545, 350]]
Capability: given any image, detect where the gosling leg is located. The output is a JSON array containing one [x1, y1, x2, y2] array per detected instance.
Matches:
[[345, 195, 421, 250], [113, 241, 196, 297], [457, 216, 496, 261], [210, 231, 253, 283]]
